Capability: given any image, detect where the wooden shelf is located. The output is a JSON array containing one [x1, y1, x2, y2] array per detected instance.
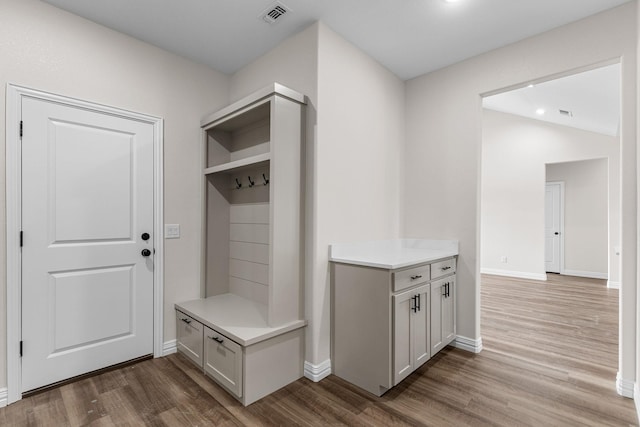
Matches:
[[204, 153, 270, 175]]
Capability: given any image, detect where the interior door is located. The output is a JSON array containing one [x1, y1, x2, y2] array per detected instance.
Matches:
[[545, 183, 562, 273], [21, 96, 154, 392]]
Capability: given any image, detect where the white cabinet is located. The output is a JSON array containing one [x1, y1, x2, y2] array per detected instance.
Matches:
[[332, 254, 457, 396], [393, 284, 430, 385], [203, 327, 243, 398], [431, 276, 456, 355], [176, 311, 203, 368], [176, 83, 307, 406]]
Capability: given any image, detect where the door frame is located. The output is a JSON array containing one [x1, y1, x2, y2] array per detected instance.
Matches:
[[545, 181, 565, 274], [5, 84, 165, 404]]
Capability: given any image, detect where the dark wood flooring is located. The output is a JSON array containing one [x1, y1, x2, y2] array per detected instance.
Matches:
[[0, 274, 636, 426]]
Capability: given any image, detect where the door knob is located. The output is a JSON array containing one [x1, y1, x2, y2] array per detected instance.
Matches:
[[141, 249, 151, 257], [554, 232, 559, 235], [141, 232, 150, 241]]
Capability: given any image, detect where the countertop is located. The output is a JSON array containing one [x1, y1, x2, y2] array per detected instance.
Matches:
[[329, 239, 459, 269]]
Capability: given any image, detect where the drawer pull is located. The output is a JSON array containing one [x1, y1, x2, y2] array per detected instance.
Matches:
[[410, 275, 423, 280], [441, 266, 451, 271], [209, 335, 224, 344], [181, 318, 192, 325]]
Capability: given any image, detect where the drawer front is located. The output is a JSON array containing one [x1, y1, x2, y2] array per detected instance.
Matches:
[[431, 258, 456, 280], [204, 326, 243, 398], [176, 311, 204, 368], [393, 264, 430, 292]]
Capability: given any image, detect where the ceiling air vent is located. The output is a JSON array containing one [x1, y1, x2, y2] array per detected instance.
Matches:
[[559, 109, 573, 117], [260, 2, 290, 24]]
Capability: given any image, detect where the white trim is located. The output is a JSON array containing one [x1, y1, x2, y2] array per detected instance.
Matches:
[[562, 269, 608, 280], [634, 383, 640, 422], [607, 281, 621, 289], [616, 372, 634, 398], [153, 113, 165, 359], [452, 335, 483, 353], [481, 268, 547, 281], [163, 339, 177, 357], [6, 84, 23, 405], [6, 84, 164, 404], [304, 359, 331, 382], [0, 388, 8, 408]]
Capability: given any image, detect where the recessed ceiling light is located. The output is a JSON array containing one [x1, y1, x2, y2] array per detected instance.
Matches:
[[527, 84, 535, 88], [536, 108, 546, 115]]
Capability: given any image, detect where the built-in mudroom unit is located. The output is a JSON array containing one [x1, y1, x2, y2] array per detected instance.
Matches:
[[175, 83, 307, 406]]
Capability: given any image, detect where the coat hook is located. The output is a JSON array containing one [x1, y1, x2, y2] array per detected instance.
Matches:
[[262, 173, 270, 185], [248, 176, 255, 187], [235, 178, 242, 189]]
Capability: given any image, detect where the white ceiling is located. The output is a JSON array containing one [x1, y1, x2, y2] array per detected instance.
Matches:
[[41, 0, 631, 80], [483, 64, 621, 137]]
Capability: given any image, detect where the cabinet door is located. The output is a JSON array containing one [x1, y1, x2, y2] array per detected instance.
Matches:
[[442, 277, 456, 345], [203, 326, 243, 398], [176, 311, 203, 368], [431, 277, 456, 355], [413, 284, 431, 368], [393, 289, 414, 386]]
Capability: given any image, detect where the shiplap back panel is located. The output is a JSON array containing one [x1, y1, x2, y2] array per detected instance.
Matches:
[[229, 203, 270, 305]]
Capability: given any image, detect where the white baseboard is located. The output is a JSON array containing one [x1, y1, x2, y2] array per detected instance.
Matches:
[[607, 281, 620, 289], [0, 388, 7, 408], [304, 359, 331, 382], [452, 335, 483, 353], [616, 372, 634, 398], [481, 268, 547, 281], [562, 269, 608, 280], [163, 339, 177, 357]]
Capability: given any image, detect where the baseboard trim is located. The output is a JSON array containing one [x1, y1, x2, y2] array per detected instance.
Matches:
[[0, 388, 7, 408], [452, 335, 483, 353], [481, 268, 547, 281], [304, 359, 331, 382], [616, 372, 634, 398], [562, 269, 608, 280], [607, 281, 621, 289], [163, 339, 177, 357]]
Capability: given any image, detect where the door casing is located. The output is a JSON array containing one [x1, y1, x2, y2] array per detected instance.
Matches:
[[6, 84, 164, 404]]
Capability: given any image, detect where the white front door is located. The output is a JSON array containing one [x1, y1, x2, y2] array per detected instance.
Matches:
[[545, 182, 562, 273], [21, 96, 155, 392]]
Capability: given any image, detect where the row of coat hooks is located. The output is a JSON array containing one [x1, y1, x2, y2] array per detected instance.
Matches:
[[235, 173, 269, 189]]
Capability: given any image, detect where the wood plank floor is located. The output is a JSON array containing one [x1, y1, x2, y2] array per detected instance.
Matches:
[[1, 274, 636, 426]]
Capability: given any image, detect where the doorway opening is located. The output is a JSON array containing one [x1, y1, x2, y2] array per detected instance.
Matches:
[[479, 62, 621, 391]]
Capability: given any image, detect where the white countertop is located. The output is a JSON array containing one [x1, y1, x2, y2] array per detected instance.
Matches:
[[329, 239, 459, 269], [176, 293, 306, 346]]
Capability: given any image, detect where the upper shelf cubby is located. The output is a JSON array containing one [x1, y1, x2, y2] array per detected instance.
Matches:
[[202, 83, 306, 173]]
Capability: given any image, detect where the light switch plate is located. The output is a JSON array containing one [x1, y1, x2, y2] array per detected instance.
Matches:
[[165, 224, 180, 239]]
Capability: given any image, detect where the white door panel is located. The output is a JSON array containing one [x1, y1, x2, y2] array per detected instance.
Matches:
[[545, 183, 562, 273], [21, 96, 154, 392]]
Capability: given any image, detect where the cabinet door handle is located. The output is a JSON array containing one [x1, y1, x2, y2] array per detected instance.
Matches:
[[208, 335, 224, 344], [442, 284, 447, 297], [411, 295, 417, 313], [446, 283, 450, 298], [417, 293, 421, 312], [181, 318, 192, 325], [411, 275, 423, 280]]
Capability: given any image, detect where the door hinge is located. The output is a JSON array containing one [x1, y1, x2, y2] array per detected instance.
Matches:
[[19, 341, 23, 357], [20, 231, 23, 247], [19, 121, 23, 138]]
